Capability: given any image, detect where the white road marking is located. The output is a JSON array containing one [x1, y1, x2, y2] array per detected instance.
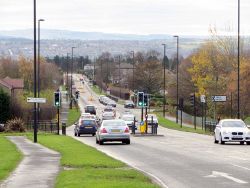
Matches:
[[205, 171, 248, 184], [232, 164, 250, 171], [229, 156, 248, 161]]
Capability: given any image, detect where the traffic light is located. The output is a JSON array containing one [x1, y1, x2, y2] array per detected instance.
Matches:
[[54, 92, 61, 107], [144, 94, 148, 107], [137, 92, 144, 107], [190, 94, 195, 107]]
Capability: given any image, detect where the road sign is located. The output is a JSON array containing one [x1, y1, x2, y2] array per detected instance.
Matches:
[[200, 95, 206, 103], [27, 97, 46, 103], [211, 95, 227, 102]]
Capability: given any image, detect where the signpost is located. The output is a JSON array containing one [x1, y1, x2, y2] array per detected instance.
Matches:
[[27, 97, 46, 103], [211, 96, 227, 102], [200, 95, 206, 130], [27, 97, 47, 143]]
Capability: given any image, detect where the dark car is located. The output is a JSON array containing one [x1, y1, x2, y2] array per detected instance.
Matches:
[[124, 100, 135, 108], [74, 119, 97, 137], [85, 105, 96, 115]]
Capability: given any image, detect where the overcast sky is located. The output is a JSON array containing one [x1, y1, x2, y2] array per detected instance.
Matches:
[[1, 0, 250, 35]]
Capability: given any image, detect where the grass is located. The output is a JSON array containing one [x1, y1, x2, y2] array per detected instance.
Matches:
[[0, 136, 22, 181], [26, 134, 158, 188], [91, 85, 106, 95], [156, 113, 213, 135], [244, 117, 250, 125], [66, 107, 81, 127]]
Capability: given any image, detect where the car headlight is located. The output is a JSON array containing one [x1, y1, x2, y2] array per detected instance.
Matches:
[[222, 130, 230, 134], [246, 130, 250, 136]]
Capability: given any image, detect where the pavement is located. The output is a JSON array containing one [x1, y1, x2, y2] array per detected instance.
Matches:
[[0, 136, 60, 188]]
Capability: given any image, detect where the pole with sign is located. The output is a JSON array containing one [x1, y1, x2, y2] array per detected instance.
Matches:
[[200, 95, 206, 130]]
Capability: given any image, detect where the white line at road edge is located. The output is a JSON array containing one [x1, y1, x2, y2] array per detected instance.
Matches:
[[231, 164, 250, 171], [131, 166, 169, 188]]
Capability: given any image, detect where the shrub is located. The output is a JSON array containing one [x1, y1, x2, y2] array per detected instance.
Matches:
[[0, 124, 5, 132], [5, 118, 26, 132]]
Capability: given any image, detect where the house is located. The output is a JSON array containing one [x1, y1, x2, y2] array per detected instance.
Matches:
[[0, 77, 24, 98]]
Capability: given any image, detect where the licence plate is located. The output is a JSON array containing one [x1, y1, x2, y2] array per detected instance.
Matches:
[[232, 136, 242, 138], [84, 126, 92, 129], [111, 129, 120, 133]]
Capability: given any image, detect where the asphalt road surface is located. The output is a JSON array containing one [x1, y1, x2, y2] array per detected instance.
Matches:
[[68, 74, 250, 188]]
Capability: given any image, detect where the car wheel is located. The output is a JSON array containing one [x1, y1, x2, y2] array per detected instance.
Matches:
[[77, 133, 80, 137], [99, 140, 104, 145], [92, 133, 96, 136], [214, 136, 218, 144], [240, 141, 244, 145], [246, 142, 250, 145], [219, 134, 225, 144], [126, 140, 130, 145], [74, 132, 77, 136]]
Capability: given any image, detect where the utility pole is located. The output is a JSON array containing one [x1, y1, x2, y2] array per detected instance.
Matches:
[[119, 56, 121, 98], [33, 0, 37, 143], [162, 44, 166, 118]]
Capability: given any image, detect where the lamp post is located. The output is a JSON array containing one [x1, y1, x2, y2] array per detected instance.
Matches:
[[237, 0, 240, 119], [162, 44, 166, 118], [70, 47, 76, 109], [131, 51, 135, 91], [174, 35, 179, 124], [33, 0, 37, 143], [37, 18, 45, 123], [66, 53, 70, 91]]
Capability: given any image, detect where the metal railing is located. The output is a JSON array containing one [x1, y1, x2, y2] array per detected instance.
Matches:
[[26, 120, 58, 133]]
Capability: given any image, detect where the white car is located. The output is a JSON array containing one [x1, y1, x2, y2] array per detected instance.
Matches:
[[146, 114, 158, 126], [96, 119, 130, 145], [214, 119, 250, 145], [121, 114, 135, 128]]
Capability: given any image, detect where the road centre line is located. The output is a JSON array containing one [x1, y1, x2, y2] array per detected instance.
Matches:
[[231, 164, 250, 171]]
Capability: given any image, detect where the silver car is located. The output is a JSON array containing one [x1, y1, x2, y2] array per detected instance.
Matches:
[[96, 119, 130, 145]]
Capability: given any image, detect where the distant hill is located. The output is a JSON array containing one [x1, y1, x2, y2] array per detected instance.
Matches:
[[0, 29, 207, 41]]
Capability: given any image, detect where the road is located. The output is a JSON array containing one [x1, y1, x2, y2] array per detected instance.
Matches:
[[67, 74, 250, 188]]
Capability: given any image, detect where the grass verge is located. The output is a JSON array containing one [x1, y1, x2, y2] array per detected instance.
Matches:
[[26, 134, 158, 188], [0, 136, 22, 181], [156, 113, 213, 135], [66, 107, 81, 127], [91, 85, 106, 95]]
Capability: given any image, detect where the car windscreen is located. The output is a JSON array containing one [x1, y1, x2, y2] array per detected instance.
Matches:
[[222, 121, 246, 128], [81, 120, 96, 126], [122, 116, 134, 121], [86, 106, 95, 111], [103, 121, 126, 127], [104, 108, 113, 112]]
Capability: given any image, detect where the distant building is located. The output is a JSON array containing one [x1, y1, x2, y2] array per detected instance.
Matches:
[[84, 64, 94, 71], [0, 77, 24, 98]]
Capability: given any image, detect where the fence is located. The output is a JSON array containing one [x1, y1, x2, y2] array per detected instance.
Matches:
[[26, 120, 58, 133]]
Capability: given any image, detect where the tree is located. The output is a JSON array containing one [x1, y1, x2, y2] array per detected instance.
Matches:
[[0, 88, 10, 123]]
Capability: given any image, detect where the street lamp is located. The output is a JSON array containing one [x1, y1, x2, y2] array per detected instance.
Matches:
[[162, 44, 166, 118], [70, 47, 76, 109], [37, 18, 45, 123], [66, 53, 70, 91], [131, 51, 135, 92], [33, 0, 37, 143], [174, 35, 179, 124], [237, 0, 240, 119]]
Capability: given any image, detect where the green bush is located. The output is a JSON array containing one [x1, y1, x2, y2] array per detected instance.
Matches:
[[5, 117, 26, 132], [0, 88, 10, 123]]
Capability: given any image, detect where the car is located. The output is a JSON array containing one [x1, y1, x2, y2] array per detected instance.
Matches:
[[74, 118, 98, 137], [107, 100, 117, 107], [146, 114, 158, 126], [121, 114, 135, 129], [102, 112, 115, 120], [81, 112, 91, 118], [85, 105, 96, 115], [124, 100, 135, 108], [96, 119, 130, 145], [103, 106, 116, 117], [99, 95, 106, 103], [214, 119, 250, 145]]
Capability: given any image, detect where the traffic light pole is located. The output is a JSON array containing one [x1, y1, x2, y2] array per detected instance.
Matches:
[[57, 107, 60, 135], [141, 107, 144, 122]]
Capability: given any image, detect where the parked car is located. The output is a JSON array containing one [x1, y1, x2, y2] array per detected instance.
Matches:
[[102, 112, 115, 120], [85, 105, 96, 115], [99, 95, 106, 103], [124, 100, 135, 108], [107, 100, 117, 107], [121, 114, 135, 129], [214, 119, 250, 145], [74, 118, 98, 137], [103, 106, 116, 117], [96, 119, 130, 145]]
